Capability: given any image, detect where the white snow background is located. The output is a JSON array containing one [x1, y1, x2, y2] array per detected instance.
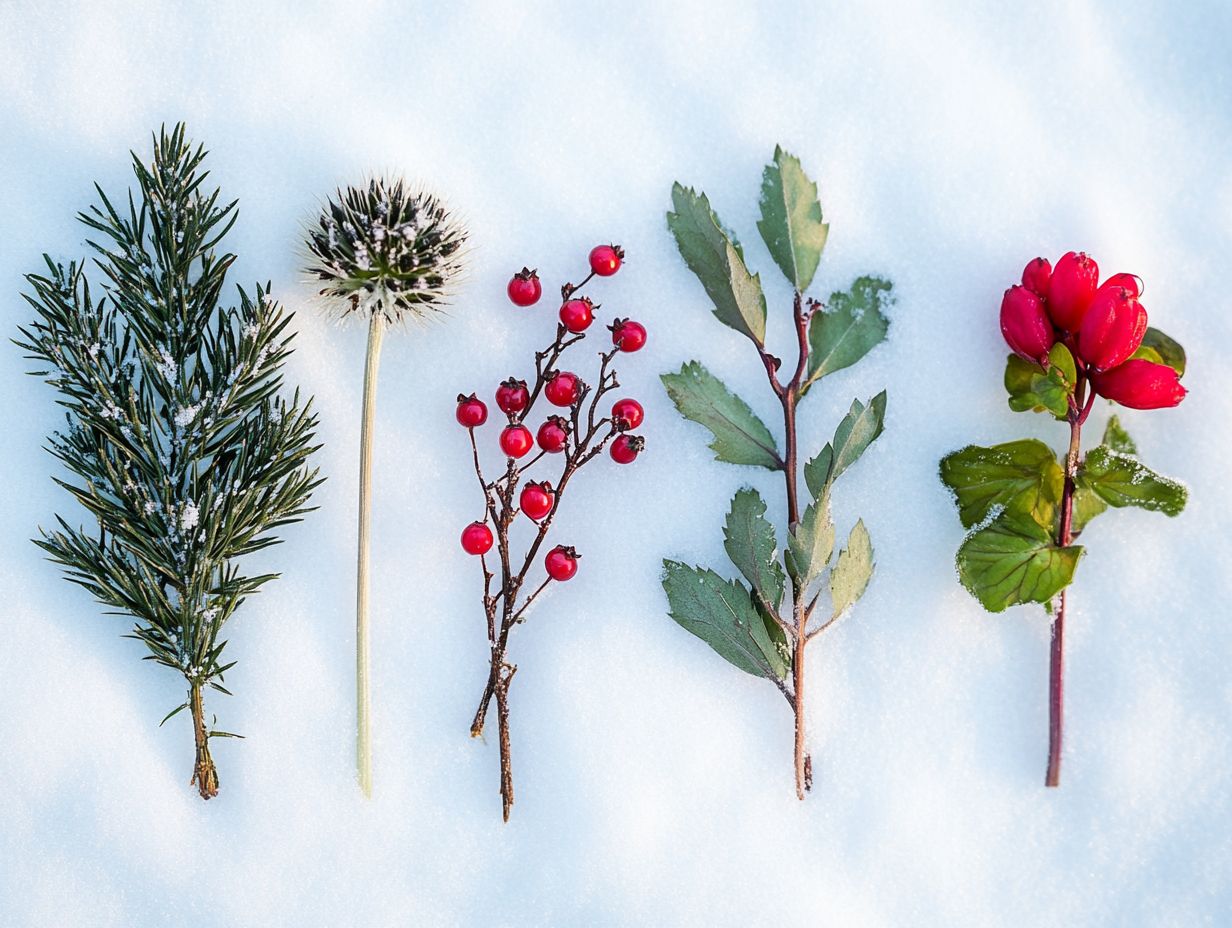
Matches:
[[1, 1, 1230, 925]]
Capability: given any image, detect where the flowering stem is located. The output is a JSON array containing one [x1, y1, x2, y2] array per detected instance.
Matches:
[[1047, 374, 1087, 787], [355, 313, 385, 798]]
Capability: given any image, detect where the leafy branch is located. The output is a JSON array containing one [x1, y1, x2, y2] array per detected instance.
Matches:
[[661, 146, 892, 799]]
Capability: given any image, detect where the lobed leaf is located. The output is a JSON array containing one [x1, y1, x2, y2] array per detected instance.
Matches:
[[661, 362, 782, 470], [723, 488, 786, 611], [939, 439, 1063, 530], [667, 183, 767, 345], [756, 145, 829, 292], [1077, 447, 1187, 517], [661, 561, 789, 680], [785, 499, 835, 589], [804, 277, 892, 391], [804, 392, 888, 498], [956, 510, 1083, 613]]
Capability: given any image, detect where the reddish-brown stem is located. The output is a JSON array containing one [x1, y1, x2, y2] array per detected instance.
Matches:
[[465, 267, 624, 819], [1047, 374, 1086, 788]]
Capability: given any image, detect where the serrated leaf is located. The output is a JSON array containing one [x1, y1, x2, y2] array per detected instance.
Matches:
[[723, 488, 785, 611], [956, 510, 1083, 613], [1077, 446, 1187, 516], [803, 277, 892, 390], [662, 561, 789, 680], [785, 500, 835, 589], [939, 439, 1063, 529], [1102, 415, 1137, 455], [1139, 327, 1186, 377], [661, 362, 782, 470], [667, 183, 768, 345], [756, 145, 828, 292], [804, 392, 888, 499], [1004, 344, 1075, 419], [830, 519, 874, 617]]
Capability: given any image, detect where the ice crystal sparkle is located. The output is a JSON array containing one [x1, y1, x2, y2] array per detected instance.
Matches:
[[304, 177, 468, 326]]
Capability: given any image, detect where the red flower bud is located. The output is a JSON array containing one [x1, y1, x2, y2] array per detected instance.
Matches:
[[1100, 272, 1141, 299], [1090, 359, 1186, 409], [1021, 257, 1052, 298], [1000, 285, 1054, 362], [1077, 286, 1148, 371], [1046, 251, 1100, 331]]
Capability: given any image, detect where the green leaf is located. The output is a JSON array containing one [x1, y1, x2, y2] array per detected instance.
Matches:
[[1004, 343, 1076, 419], [939, 439, 1063, 529], [1077, 446, 1187, 517], [1070, 487, 1108, 535], [662, 561, 789, 680], [661, 362, 782, 470], [756, 145, 829, 292], [956, 510, 1083, 612], [830, 519, 874, 617], [785, 499, 835, 589], [803, 391, 887, 498], [1102, 415, 1137, 455], [1139, 327, 1186, 377], [723, 488, 785, 611], [667, 182, 768, 345], [803, 276, 892, 390]]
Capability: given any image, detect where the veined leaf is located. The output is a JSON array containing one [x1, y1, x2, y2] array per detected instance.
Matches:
[[1102, 415, 1137, 455], [804, 276, 892, 390], [1077, 446, 1187, 517], [785, 499, 835, 589], [662, 362, 782, 470], [956, 510, 1083, 613], [939, 439, 1063, 529], [723, 488, 785, 611], [662, 561, 789, 680], [667, 183, 767, 345], [1139, 327, 1186, 377], [1004, 342, 1076, 420], [830, 519, 874, 618], [756, 145, 828, 292], [804, 392, 888, 498]]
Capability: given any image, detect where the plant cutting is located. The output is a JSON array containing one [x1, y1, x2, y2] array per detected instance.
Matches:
[[305, 177, 467, 796], [17, 125, 322, 798], [661, 147, 893, 799], [457, 243, 646, 820], [939, 252, 1188, 786]]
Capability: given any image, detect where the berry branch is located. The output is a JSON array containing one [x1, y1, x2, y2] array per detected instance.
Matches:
[[941, 252, 1188, 787], [457, 244, 645, 820]]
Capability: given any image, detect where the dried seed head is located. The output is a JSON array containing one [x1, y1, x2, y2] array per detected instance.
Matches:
[[305, 176, 468, 326]]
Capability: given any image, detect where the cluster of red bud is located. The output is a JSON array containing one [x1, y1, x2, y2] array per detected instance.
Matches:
[[999, 251, 1186, 409]]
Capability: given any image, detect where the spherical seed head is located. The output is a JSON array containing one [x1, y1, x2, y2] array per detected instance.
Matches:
[[305, 177, 468, 326]]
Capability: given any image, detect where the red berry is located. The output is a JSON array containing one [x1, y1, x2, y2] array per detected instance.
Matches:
[[499, 424, 534, 458], [609, 317, 646, 352], [559, 297, 595, 333], [507, 268, 542, 307], [1077, 286, 1148, 371], [461, 521, 494, 555], [455, 393, 488, 428], [537, 416, 569, 453], [545, 544, 579, 581], [999, 285, 1054, 363], [611, 398, 644, 430], [1100, 272, 1142, 299], [1021, 257, 1052, 299], [519, 481, 555, 521], [496, 377, 530, 416], [1090, 359, 1186, 409], [1046, 251, 1100, 331], [545, 371, 583, 407], [610, 434, 644, 464], [588, 244, 623, 277]]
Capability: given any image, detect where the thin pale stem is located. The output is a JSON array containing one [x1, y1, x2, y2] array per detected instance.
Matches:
[[355, 313, 385, 798]]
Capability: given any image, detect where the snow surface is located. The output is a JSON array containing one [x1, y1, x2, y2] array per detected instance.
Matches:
[[2, 2, 1231, 925]]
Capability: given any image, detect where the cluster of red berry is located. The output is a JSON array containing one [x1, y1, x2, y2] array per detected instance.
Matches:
[[999, 251, 1186, 409], [455, 244, 647, 582]]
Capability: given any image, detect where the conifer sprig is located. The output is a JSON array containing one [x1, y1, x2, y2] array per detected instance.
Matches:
[[16, 124, 323, 799]]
